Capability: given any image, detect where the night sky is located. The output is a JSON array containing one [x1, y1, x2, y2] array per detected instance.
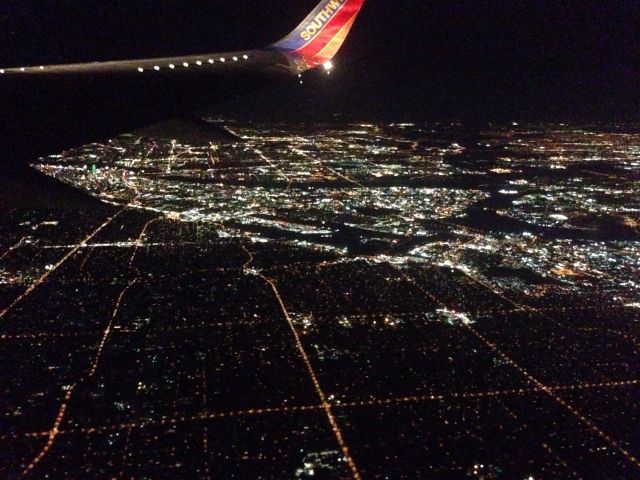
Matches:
[[1, 0, 638, 121]]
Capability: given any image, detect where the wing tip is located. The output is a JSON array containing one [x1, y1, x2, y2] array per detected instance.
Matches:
[[271, 0, 365, 68]]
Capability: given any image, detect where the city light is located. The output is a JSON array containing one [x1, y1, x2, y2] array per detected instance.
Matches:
[[3, 123, 639, 479]]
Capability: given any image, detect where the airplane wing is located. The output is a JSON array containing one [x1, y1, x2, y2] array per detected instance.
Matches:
[[0, 0, 366, 166]]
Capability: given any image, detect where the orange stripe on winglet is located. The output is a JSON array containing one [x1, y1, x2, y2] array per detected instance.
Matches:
[[311, 12, 359, 65]]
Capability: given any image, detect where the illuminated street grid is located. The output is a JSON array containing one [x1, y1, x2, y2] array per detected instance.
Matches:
[[1, 123, 639, 478]]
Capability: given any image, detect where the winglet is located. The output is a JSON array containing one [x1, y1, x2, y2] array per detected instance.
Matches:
[[272, 0, 366, 68]]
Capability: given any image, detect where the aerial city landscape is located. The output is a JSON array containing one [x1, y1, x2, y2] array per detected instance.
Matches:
[[1, 0, 639, 477], [1, 121, 639, 478]]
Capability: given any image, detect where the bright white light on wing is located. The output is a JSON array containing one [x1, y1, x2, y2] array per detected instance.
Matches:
[[196, 60, 202, 66], [39, 66, 44, 70], [20, 67, 25, 72], [0, 69, 4, 74], [137, 67, 144, 72], [232, 56, 238, 61], [169, 64, 175, 69], [153, 66, 160, 71], [183, 62, 189, 67], [323, 60, 333, 72], [243, 54, 249, 59], [208, 59, 214, 63], [220, 57, 226, 62]]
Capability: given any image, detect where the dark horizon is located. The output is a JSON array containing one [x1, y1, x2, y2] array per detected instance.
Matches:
[[1, 0, 639, 122]]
